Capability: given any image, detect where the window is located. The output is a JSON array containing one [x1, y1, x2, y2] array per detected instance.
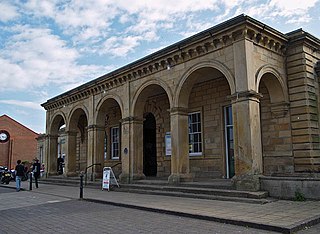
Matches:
[[188, 112, 202, 155], [111, 127, 120, 159], [39, 146, 43, 163], [104, 131, 108, 160]]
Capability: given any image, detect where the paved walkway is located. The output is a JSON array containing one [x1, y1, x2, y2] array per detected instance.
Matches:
[[2, 181, 320, 233]]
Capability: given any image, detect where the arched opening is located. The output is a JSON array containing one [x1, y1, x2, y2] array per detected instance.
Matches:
[[178, 66, 233, 179], [96, 97, 123, 178], [258, 72, 293, 175], [68, 108, 88, 176], [143, 113, 157, 176], [48, 114, 66, 175], [133, 83, 171, 179]]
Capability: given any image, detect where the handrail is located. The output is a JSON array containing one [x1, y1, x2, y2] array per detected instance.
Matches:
[[111, 162, 122, 169], [84, 163, 102, 185]]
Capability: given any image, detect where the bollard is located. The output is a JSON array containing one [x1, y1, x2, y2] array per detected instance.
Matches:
[[80, 173, 84, 199], [29, 172, 33, 191]]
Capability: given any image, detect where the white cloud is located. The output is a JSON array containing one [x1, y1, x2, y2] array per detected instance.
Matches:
[[15, 0, 222, 57], [101, 36, 142, 57], [0, 100, 42, 110], [238, 0, 320, 25], [0, 25, 109, 92], [0, 2, 19, 22]]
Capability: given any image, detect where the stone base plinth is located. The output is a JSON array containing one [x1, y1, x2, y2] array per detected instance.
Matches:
[[232, 174, 261, 191], [168, 173, 194, 185]]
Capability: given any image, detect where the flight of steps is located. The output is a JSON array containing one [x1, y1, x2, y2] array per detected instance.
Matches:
[[115, 179, 272, 204], [40, 176, 272, 204]]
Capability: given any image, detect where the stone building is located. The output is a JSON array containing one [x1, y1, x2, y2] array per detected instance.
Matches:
[[41, 15, 320, 197], [0, 114, 39, 169]]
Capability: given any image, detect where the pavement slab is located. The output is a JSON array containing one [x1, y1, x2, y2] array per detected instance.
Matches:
[[1, 181, 320, 233]]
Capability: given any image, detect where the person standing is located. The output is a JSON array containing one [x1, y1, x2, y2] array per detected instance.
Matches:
[[57, 156, 64, 174], [15, 160, 24, 192], [33, 158, 41, 188]]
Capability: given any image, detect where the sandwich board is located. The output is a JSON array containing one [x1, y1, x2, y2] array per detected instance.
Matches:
[[102, 167, 119, 191]]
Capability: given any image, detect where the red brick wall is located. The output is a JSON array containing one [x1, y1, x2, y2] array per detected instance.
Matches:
[[0, 116, 39, 169]]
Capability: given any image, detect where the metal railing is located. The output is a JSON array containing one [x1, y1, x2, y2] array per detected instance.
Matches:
[[79, 162, 121, 199], [111, 162, 122, 169], [84, 163, 102, 186]]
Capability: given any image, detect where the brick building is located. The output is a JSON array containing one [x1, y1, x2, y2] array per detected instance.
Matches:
[[0, 115, 39, 169], [41, 15, 320, 198]]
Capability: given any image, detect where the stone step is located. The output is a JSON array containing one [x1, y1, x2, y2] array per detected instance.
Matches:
[[40, 177, 271, 204], [114, 187, 272, 204], [133, 179, 235, 190], [117, 183, 268, 199]]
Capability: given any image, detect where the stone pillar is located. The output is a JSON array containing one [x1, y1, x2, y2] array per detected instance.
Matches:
[[65, 131, 77, 176], [130, 117, 145, 180], [286, 33, 320, 172], [87, 125, 104, 180], [47, 135, 58, 175], [168, 107, 193, 184], [119, 117, 132, 183], [231, 91, 263, 191]]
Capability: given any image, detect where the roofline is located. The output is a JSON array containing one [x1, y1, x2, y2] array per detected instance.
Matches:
[[286, 29, 320, 47], [42, 14, 289, 106], [0, 114, 40, 135]]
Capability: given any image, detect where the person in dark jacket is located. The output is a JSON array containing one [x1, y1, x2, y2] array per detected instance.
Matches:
[[15, 160, 25, 192], [57, 156, 64, 174], [33, 158, 41, 188]]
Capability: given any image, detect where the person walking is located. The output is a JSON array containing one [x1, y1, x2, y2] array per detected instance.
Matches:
[[15, 160, 24, 192], [33, 158, 41, 188]]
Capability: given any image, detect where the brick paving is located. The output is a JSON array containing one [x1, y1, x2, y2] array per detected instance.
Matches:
[[0, 187, 277, 234], [2, 181, 320, 233]]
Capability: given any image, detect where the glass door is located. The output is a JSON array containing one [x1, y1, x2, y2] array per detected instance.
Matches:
[[224, 106, 235, 178]]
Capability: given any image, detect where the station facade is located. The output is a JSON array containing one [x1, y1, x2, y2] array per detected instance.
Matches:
[[41, 15, 320, 191]]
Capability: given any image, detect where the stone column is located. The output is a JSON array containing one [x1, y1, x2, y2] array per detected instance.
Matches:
[[119, 117, 132, 183], [65, 131, 77, 177], [286, 33, 320, 172], [168, 107, 193, 184], [87, 125, 105, 180], [231, 91, 263, 191], [47, 134, 58, 176], [130, 117, 145, 180]]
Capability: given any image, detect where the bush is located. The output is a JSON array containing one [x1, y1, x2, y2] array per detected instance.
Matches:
[[294, 190, 306, 202]]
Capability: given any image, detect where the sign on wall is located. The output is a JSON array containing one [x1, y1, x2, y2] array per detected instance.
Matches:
[[165, 132, 171, 156]]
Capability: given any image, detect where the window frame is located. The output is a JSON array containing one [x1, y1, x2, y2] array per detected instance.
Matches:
[[188, 111, 203, 156], [104, 131, 108, 160], [111, 126, 120, 160]]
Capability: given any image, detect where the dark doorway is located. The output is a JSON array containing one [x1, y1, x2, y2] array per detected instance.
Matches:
[[143, 113, 157, 177]]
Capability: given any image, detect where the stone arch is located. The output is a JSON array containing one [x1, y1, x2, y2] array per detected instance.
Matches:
[[131, 80, 172, 178], [67, 105, 89, 132], [132, 79, 173, 117], [95, 94, 124, 127], [65, 105, 89, 175], [256, 65, 288, 103], [95, 94, 123, 178], [175, 60, 235, 107], [49, 112, 66, 135], [257, 65, 293, 175], [47, 112, 67, 175]]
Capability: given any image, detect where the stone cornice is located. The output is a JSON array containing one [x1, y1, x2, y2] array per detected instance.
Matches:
[[286, 29, 320, 53], [42, 15, 289, 111]]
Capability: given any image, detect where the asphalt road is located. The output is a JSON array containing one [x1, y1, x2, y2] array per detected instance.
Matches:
[[0, 186, 319, 234]]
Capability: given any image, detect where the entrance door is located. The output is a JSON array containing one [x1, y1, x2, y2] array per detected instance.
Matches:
[[224, 106, 235, 178], [143, 113, 157, 177]]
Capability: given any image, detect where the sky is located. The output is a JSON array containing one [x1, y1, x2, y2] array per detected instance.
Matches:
[[0, 0, 320, 134]]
